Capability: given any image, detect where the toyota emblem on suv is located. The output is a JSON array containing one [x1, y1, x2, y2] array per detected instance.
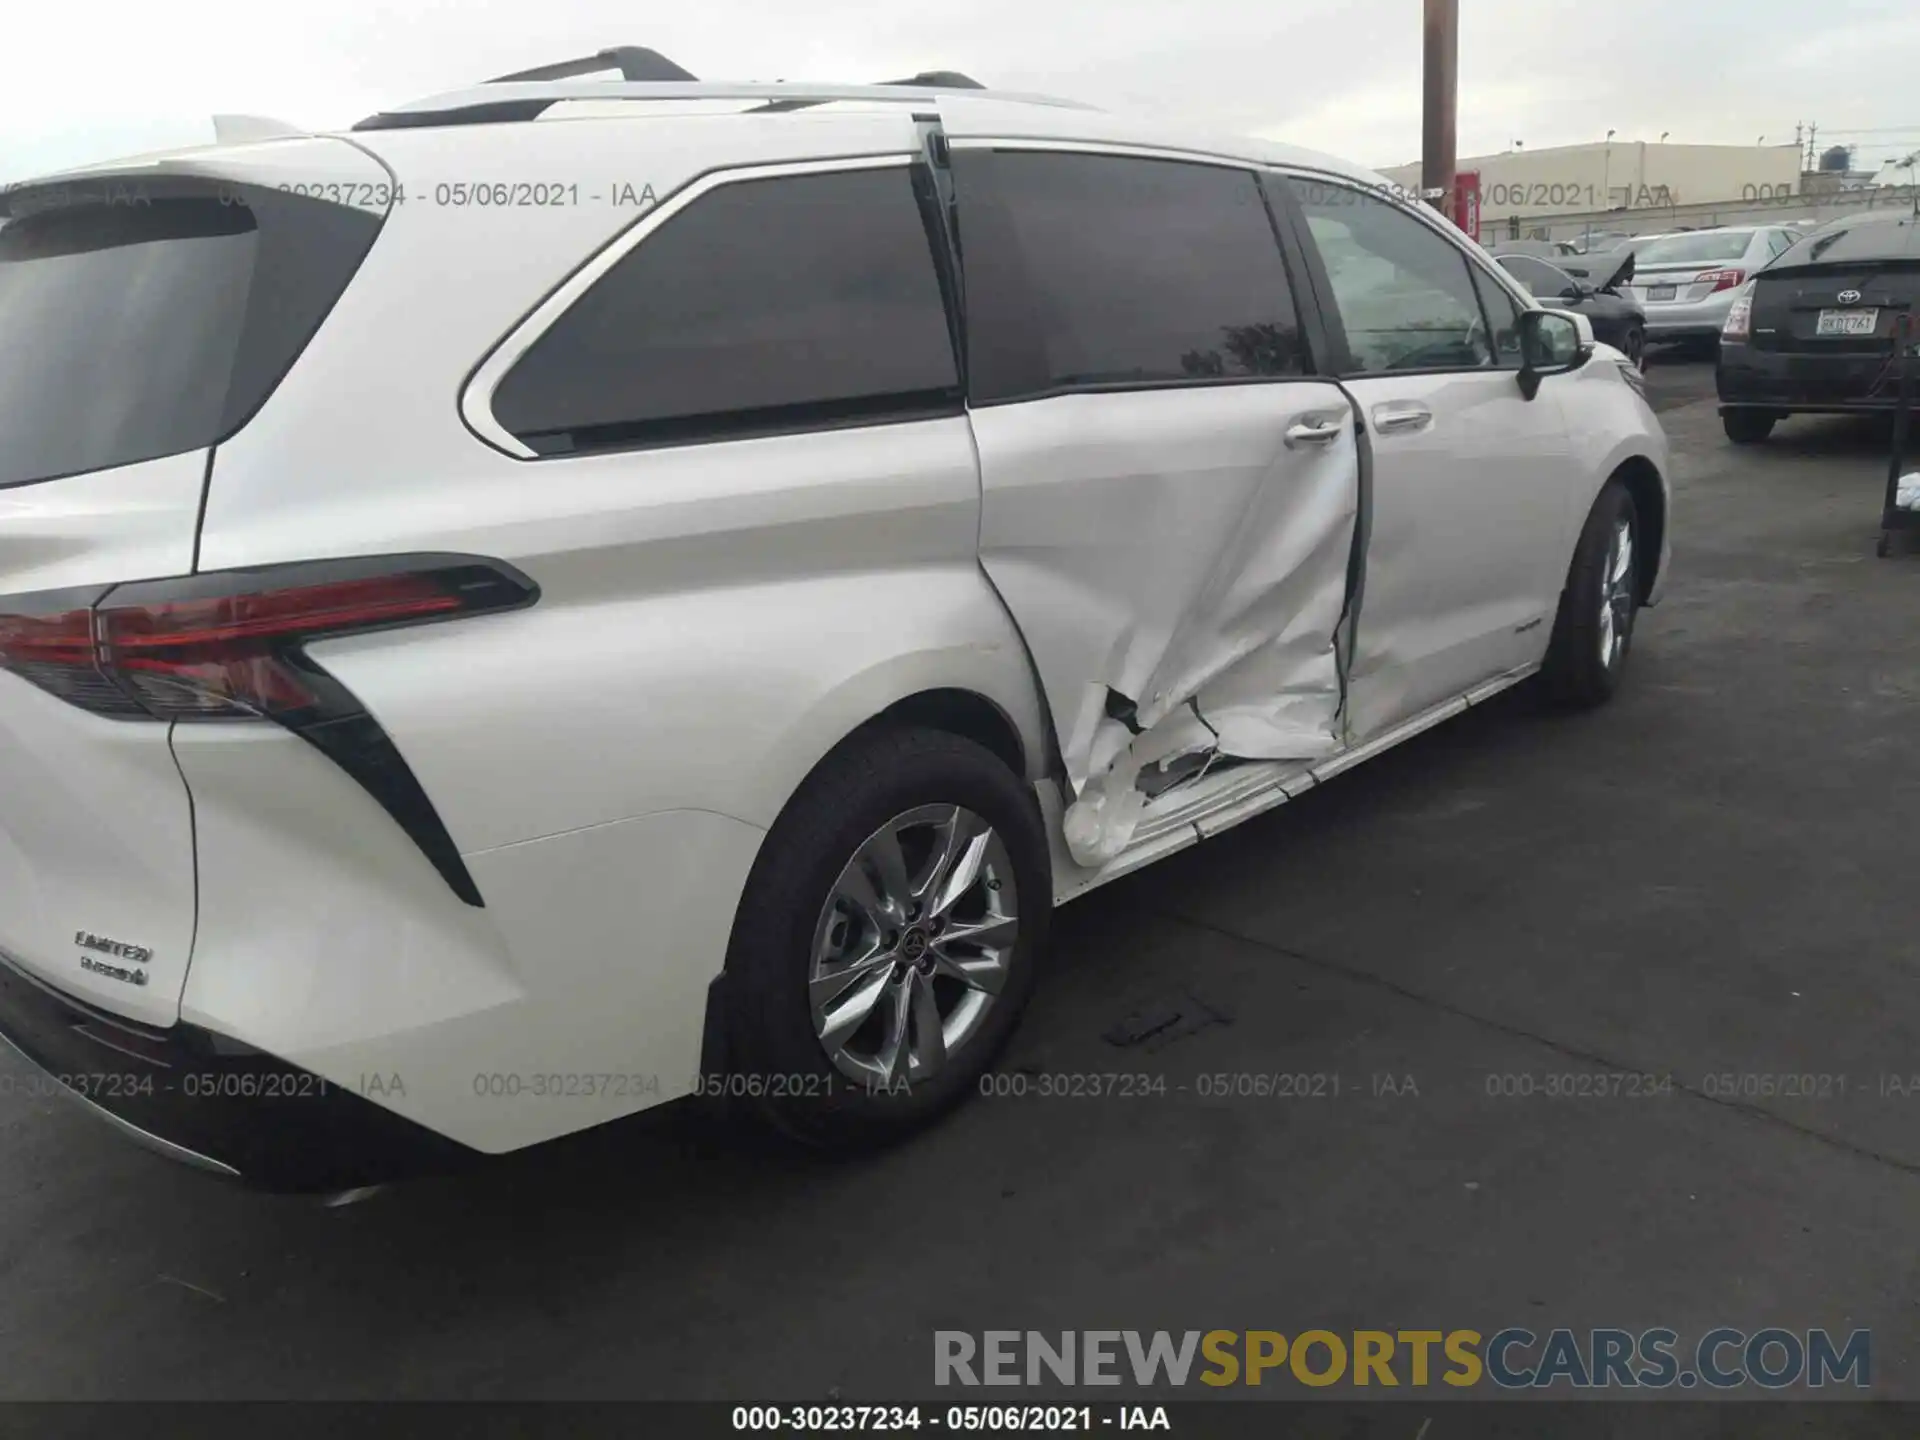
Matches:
[[1838, 290, 1863, 304]]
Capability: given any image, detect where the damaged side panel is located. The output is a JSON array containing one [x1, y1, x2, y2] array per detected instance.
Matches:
[[971, 383, 1363, 867]]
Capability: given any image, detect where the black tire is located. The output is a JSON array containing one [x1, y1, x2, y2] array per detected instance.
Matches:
[[1540, 479, 1640, 709], [718, 725, 1050, 1150], [1723, 409, 1776, 444]]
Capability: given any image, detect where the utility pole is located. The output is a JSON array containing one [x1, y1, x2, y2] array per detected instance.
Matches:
[[1421, 0, 1458, 217], [1807, 122, 1818, 171]]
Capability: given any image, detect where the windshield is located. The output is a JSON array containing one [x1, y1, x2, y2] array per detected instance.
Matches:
[[1634, 231, 1752, 265]]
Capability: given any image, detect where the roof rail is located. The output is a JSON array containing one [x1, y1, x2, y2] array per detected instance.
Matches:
[[487, 47, 697, 84], [745, 69, 989, 114], [482, 50, 981, 91], [875, 70, 986, 89], [352, 75, 1088, 134]]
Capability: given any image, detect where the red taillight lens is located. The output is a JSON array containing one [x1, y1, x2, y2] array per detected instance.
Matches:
[[0, 602, 148, 716], [0, 556, 537, 911], [1696, 268, 1746, 293], [0, 606, 94, 665], [99, 576, 465, 720], [0, 558, 535, 722], [108, 575, 460, 652]]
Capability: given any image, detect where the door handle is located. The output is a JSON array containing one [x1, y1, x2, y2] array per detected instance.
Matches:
[[1371, 401, 1433, 435], [1284, 415, 1346, 448]]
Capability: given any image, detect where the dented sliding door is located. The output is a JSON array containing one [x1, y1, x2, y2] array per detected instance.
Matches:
[[950, 143, 1361, 865]]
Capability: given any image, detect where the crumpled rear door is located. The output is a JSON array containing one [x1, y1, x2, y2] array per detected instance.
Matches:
[[972, 383, 1359, 865], [949, 141, 1362, 867]]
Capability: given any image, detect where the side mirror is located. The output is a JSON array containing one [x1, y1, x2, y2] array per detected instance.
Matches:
[[1517, 310, 1590, 400]]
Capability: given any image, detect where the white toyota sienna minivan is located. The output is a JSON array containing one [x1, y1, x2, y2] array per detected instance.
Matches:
[[0, 49, 1670, 1190]]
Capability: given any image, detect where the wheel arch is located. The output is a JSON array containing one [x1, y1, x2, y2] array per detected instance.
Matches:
[[729, 630, 1054, 896], [873, 687, 1030, 779], [1609, 453, 1667, 605], [751, 672, 1046, 845], [701, 679, 1052, 1081]]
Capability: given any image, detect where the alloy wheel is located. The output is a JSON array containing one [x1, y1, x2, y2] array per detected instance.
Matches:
[[1598, 517, 1636, 669], [809, 804, 1019, 1088]]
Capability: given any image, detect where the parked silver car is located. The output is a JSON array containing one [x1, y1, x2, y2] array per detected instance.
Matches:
[[1621, 227, 1799, 349], [1496, 238, 1583, 261], [1570, 229, 1636, 254]]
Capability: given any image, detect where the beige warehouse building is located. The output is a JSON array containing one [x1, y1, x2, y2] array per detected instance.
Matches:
[[1380, 141, 1805, 233]]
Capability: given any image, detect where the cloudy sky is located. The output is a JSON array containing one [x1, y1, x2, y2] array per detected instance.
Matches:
[[5, 0, 1920, 184]]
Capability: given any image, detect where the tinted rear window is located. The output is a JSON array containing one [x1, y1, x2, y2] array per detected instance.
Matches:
[[1498, 254, 1576, 297], [1770, 214, 1920, 270], [1634, 231, 1752, 265], [952, 150, 1305, 403], [0, 182, 382, 489]]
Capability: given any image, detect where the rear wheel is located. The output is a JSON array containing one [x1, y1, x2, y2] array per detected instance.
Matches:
[[1541, 479, 1639, 710], [1722, 409, 1776, 444], [719, 726, 1049, 1149]]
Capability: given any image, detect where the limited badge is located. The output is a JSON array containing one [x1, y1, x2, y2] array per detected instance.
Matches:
[[74, 931, 153, 986]]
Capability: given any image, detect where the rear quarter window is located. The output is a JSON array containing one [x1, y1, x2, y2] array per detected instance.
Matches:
[[487, 164, 961, 456], [1634, 231, 1753, 266], [1770, 215, 1920, 270]]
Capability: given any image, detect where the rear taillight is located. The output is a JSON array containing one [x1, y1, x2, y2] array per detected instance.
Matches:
[[0, 603, 145, 716], [100, 574, 470, 720], [0, 556, 538, 908], [0, 558, 532, 723], [1696, 268, 1746, 293], [1723, 291, 1754, 340]]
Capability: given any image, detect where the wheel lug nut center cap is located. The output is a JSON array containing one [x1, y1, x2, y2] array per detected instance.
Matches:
[[900, 928, 930, 961]]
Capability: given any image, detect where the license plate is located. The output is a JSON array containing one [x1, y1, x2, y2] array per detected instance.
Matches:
[[1648, 284, 1676, 301], [1816, 308, 1878, 336]]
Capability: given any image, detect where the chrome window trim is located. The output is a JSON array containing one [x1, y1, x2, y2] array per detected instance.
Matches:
[[946, 134, 1266, 174]]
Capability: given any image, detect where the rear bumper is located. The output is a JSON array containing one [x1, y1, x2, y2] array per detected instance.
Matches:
[[1642, 293, 1738, 340], [1647, 324, 1725, 343], [0, 951, 479, 1192], [1717, 343, 1906, 412]]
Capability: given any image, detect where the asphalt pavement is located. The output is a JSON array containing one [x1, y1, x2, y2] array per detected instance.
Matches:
[[6, 355, 1920, 1412]]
